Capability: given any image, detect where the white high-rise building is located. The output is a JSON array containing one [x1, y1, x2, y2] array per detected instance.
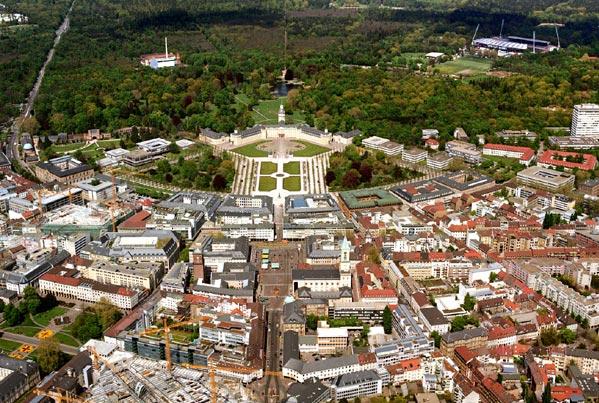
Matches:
[[571, 104, 599, 136]]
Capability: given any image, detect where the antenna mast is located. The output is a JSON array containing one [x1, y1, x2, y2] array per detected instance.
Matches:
[[165, 37, 168, 58], [500, 19, 504, 38], [533, 31, 536, 54]]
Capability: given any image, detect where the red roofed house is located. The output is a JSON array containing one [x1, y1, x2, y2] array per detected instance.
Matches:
[[487, 325, 517, 347], [483, 144, 535, 166], [538, 150, 597, 171], [551, 385, 583, 402], [387, 358, 423, 384]]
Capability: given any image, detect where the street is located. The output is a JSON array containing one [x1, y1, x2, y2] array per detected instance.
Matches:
[[7, 0, 76, 171], [1, 332, 80, 356]]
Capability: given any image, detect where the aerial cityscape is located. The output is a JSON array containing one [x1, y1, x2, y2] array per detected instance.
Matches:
[[0, 0, 598, 402]]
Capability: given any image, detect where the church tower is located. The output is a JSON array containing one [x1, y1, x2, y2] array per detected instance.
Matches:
[[278, 104, 285, 124], [339, 236, 351, 288]]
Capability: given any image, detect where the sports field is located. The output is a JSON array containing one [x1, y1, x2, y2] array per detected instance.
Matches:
[[436, 57, 492, 76]]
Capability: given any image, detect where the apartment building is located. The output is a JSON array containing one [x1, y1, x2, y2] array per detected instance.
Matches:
[[331, 370, 383, 401], [35, 156, 94, 185], [482, 144, 535, 165], [317, 327, 348, 355], [39, 267, 141, 309], [516, 166, 575, 193], [445, 141, 482, 164], [81, 260, 164, 290], [440, 327, 488, 358], [571, 104, 599, 136], [283, 354, 377, 383], [81, 230, 179, 269]]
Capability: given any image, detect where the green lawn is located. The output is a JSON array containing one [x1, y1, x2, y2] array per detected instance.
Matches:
[[6, 326, 41, 337], [283, 176, 301, 191], [283, 161, 301, 175], [53, 332, 81, 347], [232, 141, 269, 158], [0, 339, 21, 353], [260, 161, 278, 175], [258, 176, 277, 191], [49, 142, 85, 153], [32, 307, 67, 327], [250, 97, 305, 125], [436, 57, 492, 76], [293, 141, 330, 157], [97, 139, 121, 148]]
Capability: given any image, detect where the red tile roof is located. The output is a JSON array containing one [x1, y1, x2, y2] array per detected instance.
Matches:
[[484, 143, 535, 162], [539, 150, 597, 171]]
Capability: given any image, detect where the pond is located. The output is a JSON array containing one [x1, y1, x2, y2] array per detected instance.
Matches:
[[274, 82, 297, 97]]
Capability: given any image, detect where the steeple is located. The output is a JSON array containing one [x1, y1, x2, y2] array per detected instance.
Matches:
[[340, 236, 350, 273]]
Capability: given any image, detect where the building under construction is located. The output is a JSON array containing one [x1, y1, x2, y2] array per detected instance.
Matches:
[[40, 203, 133, 239]]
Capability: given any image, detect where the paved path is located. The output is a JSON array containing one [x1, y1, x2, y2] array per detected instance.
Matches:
[[1, 332, 80, 355]]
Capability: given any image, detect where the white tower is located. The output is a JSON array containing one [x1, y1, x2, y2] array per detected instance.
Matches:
[[278, 104, 285, 124], [339, 236, 351, 288], [340, 236, 351, 273], [165, 37, 169, 58]]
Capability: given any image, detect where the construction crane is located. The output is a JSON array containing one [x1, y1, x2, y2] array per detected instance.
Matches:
[[140, 318, 283, 403], [471, 23, 480, 46], [34, 388, 85, 403], [181, 362, 283, 403], [88, 346, 145, 403]]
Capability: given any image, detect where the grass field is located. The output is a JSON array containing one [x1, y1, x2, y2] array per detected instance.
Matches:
[[293, 141, 330, 157], [283, 176, 301, 191], [6, 326, 41, 337], [232, 141, 269, 157], [0, 339, 21, 353], [436, 57, 492, 76], [260, 161, 278, 175], [259, 176, 277, 191], [53, 332, 81, 347], [250, 97, 305, 125], [32, 307, 67, 327], [283, 161, 301, 175]]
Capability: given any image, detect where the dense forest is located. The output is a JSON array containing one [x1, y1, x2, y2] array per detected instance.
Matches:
[[0, 0, 72, 126], [8, 0, 593, 147]]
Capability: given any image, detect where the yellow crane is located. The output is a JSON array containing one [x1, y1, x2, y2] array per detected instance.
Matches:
[[140, 317, 283, 403], [34, 388, 85, 403]]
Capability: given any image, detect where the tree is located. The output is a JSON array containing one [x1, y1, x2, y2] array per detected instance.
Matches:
[[489, 272, 498, 283], [431, 330, 441, 348], [341, 169, 361, 189], [306, 314, 318, 331], [94, 299, 122, 330], [559, 328, 576, 344], [212, 174, 227, 190], [540, 327, 560, 346], [4, 304, 23, 326], [461, 293, 476, 311], [23, 286, 41, 314], [383, 306, 393, 334], [542, 383, 551, 403], [37, 338, 64, 374], [72, 313, 103, 342], [0, 299, 5, 313]]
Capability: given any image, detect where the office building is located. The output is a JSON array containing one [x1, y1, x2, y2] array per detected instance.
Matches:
[[571, 104, 599, 136], [516, 166, 575, 193]]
